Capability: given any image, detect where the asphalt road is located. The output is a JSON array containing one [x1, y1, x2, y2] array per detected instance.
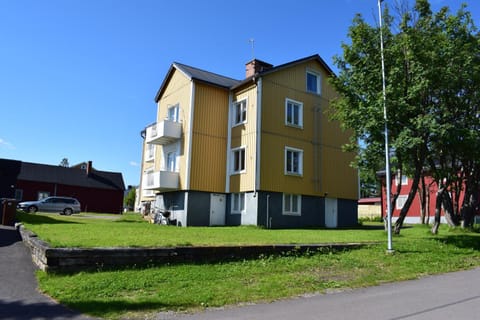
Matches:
[[0, 225, 96, 320], [2, 223, 480, 320], [164, 267, 480, 320]]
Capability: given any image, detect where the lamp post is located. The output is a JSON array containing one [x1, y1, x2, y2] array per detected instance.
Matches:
[[378, 0, 394, 252]]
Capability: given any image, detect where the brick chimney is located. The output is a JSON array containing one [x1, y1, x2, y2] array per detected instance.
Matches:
[[86, 161, 92, 176], [245, 59, 273, 78]]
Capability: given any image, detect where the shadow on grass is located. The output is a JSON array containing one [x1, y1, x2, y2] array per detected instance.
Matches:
[[16, 211, 82, 225], [65, 299, 187, 318], [435, 234, 480, 251]]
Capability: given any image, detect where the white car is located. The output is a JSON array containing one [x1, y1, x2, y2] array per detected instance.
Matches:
[[17, 196, 81, 215]]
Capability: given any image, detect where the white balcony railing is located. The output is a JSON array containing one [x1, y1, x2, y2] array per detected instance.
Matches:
[[143, 171, 179, 191], [145, 120, 182, 145]]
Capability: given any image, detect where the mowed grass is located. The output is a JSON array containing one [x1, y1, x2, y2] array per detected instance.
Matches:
[[17, 211, 480, 319], [17, 211, 386, 247]]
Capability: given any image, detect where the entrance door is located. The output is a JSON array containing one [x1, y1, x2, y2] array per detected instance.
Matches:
[[325, 198, 338, 228], [210, 194, 226, 226]]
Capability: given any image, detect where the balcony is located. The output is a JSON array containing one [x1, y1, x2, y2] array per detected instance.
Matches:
[[143, 171, 179, 191], [146, 121, 182, 145]]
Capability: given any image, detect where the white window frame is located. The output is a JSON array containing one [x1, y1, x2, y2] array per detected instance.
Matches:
[[306, 69, 321, 95], [166, 151, 177, 172], [283, 193, 302, 215], [285, 98, 303, 128], [285, 146, 303, 176], [15, 189, 23, 201], [145, 169, 154, 188], [233, 99, 247, 126], [396, 195, 408, 210], [168, 104, 180, 122], [231, 193, 245, 214], [38, 191, 50, 200], [232, 146, 246, 174], [146, 143, 155, 161], [395, 174, 408, 186]]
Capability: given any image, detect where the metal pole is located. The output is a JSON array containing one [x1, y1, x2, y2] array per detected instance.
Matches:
[[378, 0, 394, 252]]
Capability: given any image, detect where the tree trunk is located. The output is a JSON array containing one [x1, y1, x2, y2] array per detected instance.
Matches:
[[426, 183, 431, 225], [419, 175, 426, 224], [461, 193, 474, 228], [442, 191, 459, 227], [394, 163, 422, 234], [384, 167, 403, 232], [461, 179, 478, 228], [431, 187, 444, 234]]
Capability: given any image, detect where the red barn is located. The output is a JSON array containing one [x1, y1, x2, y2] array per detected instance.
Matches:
[[2, 159, 125, 214]]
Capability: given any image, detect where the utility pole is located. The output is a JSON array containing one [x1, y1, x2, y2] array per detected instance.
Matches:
[[378, 0, 394, 253]]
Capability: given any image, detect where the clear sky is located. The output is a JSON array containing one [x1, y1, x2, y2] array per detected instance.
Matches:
[[1, 0, 478, 187]]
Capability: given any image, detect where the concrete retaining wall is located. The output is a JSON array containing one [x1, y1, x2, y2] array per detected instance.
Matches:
[[17, 224, 368, 273]]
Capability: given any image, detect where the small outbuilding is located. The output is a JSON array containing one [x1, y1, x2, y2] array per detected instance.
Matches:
[[0, 158, 125, 214]]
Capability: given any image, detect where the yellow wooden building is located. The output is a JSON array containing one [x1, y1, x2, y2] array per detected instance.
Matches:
[[138, 55, 358, 227]]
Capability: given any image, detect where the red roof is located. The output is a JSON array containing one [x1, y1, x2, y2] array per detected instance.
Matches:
[[358, 197, 381, 204]]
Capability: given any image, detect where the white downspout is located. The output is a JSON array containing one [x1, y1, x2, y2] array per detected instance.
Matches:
[[183, 80, 195, 226], [255, 78, 263, 194], [186, 81, 195, 190]]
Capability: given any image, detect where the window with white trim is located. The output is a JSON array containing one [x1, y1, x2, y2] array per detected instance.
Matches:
[[285, 147, 303, 175], [145, 169, 154, 187], [146, 144, 155, 161], [15, 189, 23, 201], [168, 104, 179, 122], [232, 147, 246, 173], [231, 193, 245, 214], [166, 151, 176, 172], [283, 193, 301, 215], [306, 70, 321, 95], [285, 98, 303, 127], [38, 191, 50, 200], [233, 99, 247, 125], [396, 195, 408, 210], [395, 174, 408, 186]]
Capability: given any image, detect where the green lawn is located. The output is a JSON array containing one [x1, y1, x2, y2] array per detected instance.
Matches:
[[17, 211, 386, 247], [17, 211, 480, 320]]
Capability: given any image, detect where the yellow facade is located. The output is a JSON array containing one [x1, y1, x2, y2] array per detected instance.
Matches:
[[229, 85, 257, 192], [189, 83, 230, 192], [140, 56, 358, 205], [258, 60, 358, 199], [154, 70, 191, 190]]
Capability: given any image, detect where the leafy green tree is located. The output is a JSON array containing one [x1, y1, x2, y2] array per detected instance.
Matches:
[[124, 187, 136, 211], [59, 158, 69, 167], [330, 0, 479, 234]]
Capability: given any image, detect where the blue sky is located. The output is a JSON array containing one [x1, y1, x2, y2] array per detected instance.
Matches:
[[1, 0, 478, 187]]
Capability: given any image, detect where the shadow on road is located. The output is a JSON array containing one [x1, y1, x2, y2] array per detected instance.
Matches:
[[0, 299, 95, 320], [0, 227, 20, 247]]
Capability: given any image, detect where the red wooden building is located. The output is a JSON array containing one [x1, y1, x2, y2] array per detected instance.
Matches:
[[1, 159, 125, 214], [379, 173, 478, 224]]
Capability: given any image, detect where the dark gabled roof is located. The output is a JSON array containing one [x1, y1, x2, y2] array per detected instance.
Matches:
[[232, 54, 335, 90], [154, 54, 335, 101], [263, 54, 334, 76], [154, 62, 241, 102], [18, 162, 125, 191]]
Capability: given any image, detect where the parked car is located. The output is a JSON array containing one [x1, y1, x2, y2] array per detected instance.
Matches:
[[17, 196, 81, 215]]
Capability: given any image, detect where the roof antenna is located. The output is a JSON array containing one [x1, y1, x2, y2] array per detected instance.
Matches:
[[249, 38, 255, 59]]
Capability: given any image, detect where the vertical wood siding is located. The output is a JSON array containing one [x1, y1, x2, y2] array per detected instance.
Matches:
[[189, 83, 229, 192], [259, 60, 358, 199], [155, 71, 191, 189], [230, 85, 257, 192]]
